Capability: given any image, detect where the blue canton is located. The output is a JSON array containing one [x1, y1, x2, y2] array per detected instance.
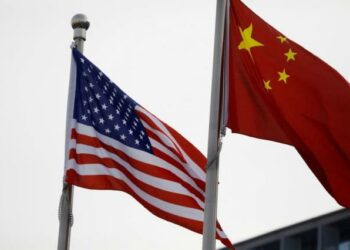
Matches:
[[72, 49, 152, 153]]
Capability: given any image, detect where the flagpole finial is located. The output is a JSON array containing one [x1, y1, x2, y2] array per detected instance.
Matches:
[[71, 14, 89, 41]]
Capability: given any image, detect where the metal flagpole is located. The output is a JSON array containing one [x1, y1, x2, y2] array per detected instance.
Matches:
[[202, 0, 227, 250], [57, 14, 89, 250]]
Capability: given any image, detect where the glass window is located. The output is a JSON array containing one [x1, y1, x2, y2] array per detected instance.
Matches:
[[251, 241, 280, 250], [339, 241, 350, 250], [285, 229, 318, 250]]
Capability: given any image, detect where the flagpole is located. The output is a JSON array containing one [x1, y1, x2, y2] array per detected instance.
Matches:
[[202, 1, 227, 250], [57, 14, 89, 250]]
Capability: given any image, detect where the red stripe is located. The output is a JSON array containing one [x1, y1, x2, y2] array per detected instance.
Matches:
[[136, 109, 206, 189], [145, 127, 186, 164], [151, 144, 206, 193], [163, 122, 207, 169], [136, 110, 187, 162], [158, 122, 207, 191], [70, 149, 202, 209], [146, 130, 192, 175], [67, 169, 203, 230], [136, 108, 207, 168], [138, 114, 206, 189], [71, 129, 205, 202], [66, 169, 233, 249]]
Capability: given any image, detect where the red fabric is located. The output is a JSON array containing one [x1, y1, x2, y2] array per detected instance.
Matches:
[[227, 0, 350, 207]]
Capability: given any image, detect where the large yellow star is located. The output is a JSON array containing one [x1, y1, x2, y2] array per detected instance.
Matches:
[[264, 80, 272, 90], [284, 48, 297, 62], [238, 23, 264, 57], [278, 69, 290, 84]]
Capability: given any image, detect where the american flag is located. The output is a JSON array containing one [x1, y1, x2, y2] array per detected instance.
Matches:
[[65, 48, 233, 248]]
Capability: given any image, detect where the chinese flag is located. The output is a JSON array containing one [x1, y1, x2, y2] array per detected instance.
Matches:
[[227, 0, 350, 207]]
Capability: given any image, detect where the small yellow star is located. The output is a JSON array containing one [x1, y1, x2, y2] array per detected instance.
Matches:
[[264, 80, 272, 90], [278, 69, 290, 84], [238, 23, 264, 57], [277, 35, 288, 43], [285, 48, 297, 62]]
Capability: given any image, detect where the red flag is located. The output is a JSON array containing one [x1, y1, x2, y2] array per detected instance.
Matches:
[[227, 0, 350, 207]]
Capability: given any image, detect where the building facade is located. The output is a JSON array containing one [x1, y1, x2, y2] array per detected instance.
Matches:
[[221, 209, 350, 250]]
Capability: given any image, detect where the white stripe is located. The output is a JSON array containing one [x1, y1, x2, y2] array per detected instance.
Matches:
[[148, 137, 183, 166], [216, 228, 228, 239], [71, 141, 205, 208], [136, 106, 206, 181], [67, 160, 204, 221], [69, 120, 204, 196], [67, 120, 228, 240], [142, 120, 180, 153]]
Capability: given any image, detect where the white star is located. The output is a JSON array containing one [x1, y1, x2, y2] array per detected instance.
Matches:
[[109, 99, 114, 105], [89, 83, 94, 88], [141, 131, 145, 135], [99, 118, 104, 124], [82, 72, 88, 77], [135, 139, 140, 145], [108, 114, 114, 120], [99, 72, 103, 76], [129, 129, 133, 135], [122, 119, 127, 125], [133, 121, 138, 126], [95, 93, 101, 99], [102, 104, 108, 110], [123, 94, 128, 99], [116, 109, 120, 115], [139, 134, 143, 140], [112, 92, 116, 97], [114, 124, 120, 130], [83, 100, 87, 106], [80, 58, 85, 63], [89, 97, 93, 102], [120, 134, 126, 140], [87, 110, 91, 114], [94, 107, 100, 113], [146, 144, 150, 149], [104, 85, 108, 91], [97, 75, 101, 80], [87, 68, 91, 73], [84, 87, 89, 92], [105, 128, 111, 134], [81, 115, 87, 121]]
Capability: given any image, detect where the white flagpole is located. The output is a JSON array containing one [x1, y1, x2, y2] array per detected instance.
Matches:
[[57, 14, 89, 250], [202, 1, 227, 250]]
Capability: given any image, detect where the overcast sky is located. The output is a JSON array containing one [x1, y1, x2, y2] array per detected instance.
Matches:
[[0, 0, 349, 249]]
